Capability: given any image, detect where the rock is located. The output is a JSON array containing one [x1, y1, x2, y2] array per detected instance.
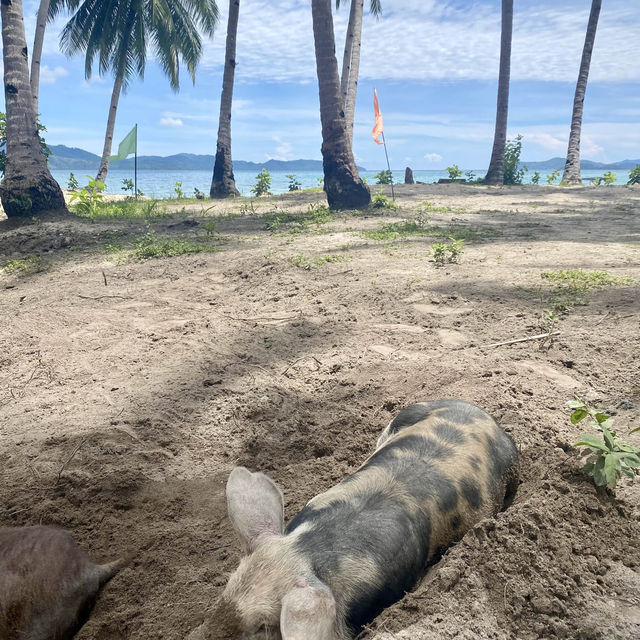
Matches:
[[405, 167, 415, 184]]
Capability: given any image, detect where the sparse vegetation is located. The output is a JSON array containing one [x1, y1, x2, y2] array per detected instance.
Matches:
[[372, 189, 397, 210], [546, 169, 561, 184], [133, 228, 221, 260], [627, 164, 640, 185], [286, 174, 302, 191], [531, 171, 541, 184], [541, 269, 634, 312], [431, 237, 464, 266], [503, 135, 524, 185], [570, 399, 640, 492], [289, 253, 347, 270], [1, 255, 47, 276], [446, 164, 462, 181], [265, 203, 332, 233], [67, 173, 79, 191]]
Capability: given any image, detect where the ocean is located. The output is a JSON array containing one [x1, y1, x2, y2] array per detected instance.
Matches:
[[50, 168, 634, 199]]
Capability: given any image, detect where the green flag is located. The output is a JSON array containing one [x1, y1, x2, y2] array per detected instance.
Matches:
[[108, 125, 137, 162]]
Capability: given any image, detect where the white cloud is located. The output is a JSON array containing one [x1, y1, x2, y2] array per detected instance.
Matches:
[[424, 153, 443, 163], [198, 0, 640, 84], [39, 65, 69, 84], [159, 117, 184, 128], [267, 136, 294, 161]]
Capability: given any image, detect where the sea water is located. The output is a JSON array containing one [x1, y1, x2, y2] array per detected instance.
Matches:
[[50, 168, 633, 199]]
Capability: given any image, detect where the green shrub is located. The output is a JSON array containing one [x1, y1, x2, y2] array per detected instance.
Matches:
[[546, 169, 561, 184], [503, 135, 524, 185], [570, 399, 640, 492], [446, 165, 462, 181], [603, 171, 616, 186], [173, 182, 184, 199], [286, 174, 302, 191], [69, 177, 105, 217], [67, 173, 79, 191], [431, 237, 464, 266], [251, 169, 272, 196], [531, 171, 541, 185], [627, 164, 640, 185], [374, 170, 393, 185]]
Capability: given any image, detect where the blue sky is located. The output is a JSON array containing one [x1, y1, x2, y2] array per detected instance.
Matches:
[[6, 0, 640, 170]]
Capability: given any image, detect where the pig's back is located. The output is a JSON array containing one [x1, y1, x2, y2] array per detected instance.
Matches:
[[285, 399, 518, 633]]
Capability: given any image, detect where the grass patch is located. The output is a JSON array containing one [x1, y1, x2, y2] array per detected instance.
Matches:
[[360, 218, 497, 243], [265, 203, 332, 234], [541, 269, 635, 313], [289, 253, 348, 270], [72, 199, 170, 221], [1, 255, 47, 276], [133, 231, 222, 260]]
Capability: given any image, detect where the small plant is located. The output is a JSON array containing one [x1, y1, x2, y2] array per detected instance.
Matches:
[[193, 187, 205, 199], [286, 174, 302, 191], [503, 135, 525, 185], [69, 176, 105, 217], [316, 177, 324, 187], [546, 169, 561, 185], [251, 169, 272, 196], [627, 164, 640, 185], [446, 165, 462, 181], [121, 178, 135, 194], [569, 399, 640, 492], [431, 237, 464, 266], [531, 171, 541, 185], [374, 170, 393, 185], [464, 170, 477, 182], [67, 172, 79, 191], [372, 189, 395, 209], [173, 181, 184, 199], [603, 171, 617, 186]]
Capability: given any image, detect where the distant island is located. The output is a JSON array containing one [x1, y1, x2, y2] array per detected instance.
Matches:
[[518, 157, 639, 170], [47, 145, 366, 172]]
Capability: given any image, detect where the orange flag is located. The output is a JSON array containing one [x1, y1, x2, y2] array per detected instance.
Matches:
[[372, 88, 384, 145]]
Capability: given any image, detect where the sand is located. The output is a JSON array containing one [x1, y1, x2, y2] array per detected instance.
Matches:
[[1, 183, 639, 639]]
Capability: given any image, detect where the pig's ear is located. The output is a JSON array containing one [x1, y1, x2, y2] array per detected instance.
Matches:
[[280, 578, 336, 640], [226, 466, 284, 553]]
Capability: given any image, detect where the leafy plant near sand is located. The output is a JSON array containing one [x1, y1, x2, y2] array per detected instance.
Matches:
[[372, 189, 397, 210], [251, 169, 272, 196], [69, 177, 105, 217], [265, 203, 331, 233], [431, 238, 464, 266], [627, 165, 640, 185], [374, 170, 393, 185], [446, 165, 462, 181], [133, 227, 221, 260], [286, 174, 302, 191], [503, 135, 525, 185], [541, 269, 634, 313], [569, 399, 640, 492], [546, 169, 561, 185]]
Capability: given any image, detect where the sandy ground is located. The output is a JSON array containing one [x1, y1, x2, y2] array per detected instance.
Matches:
[[1, 183, 639, 639]]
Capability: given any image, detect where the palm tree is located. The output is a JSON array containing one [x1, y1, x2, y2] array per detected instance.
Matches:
[[311, 0, 370, 210], [0, 0, 65, 216], [484, 0, 513, 186], [562, 0, 602, 185], [337, 0, 381, 144], [210, 0, 240, 198], [30, 0, 80, 116], [60, 0, 219, 184]]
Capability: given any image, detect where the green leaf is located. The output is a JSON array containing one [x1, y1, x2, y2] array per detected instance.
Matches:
[[621, 466, 636, 479], [604, 454, 621, 490], [574, 434, 608, 452], [616, 443, 640, 454], [599, 418, 615, 431], [602, 427, 616, 451], [629, 426, 640, 435], [571, 408, 589, 424], [582, 462, 596, 475], [593, 456, 607, 486], [594, 412, 610, 424], [567, 400, 585, 410]]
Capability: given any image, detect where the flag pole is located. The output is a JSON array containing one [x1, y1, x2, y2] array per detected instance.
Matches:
[[381, 131, 395, 201], [134, 124, 138, 200]]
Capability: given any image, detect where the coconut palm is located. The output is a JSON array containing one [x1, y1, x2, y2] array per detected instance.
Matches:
[[210, 0, 240, 198], [0, 0, 65, 216], [562, 0, 602, 185], [312, 0, 370, 209], [337, 0, 382, 144], [484, 0, 513, 186], [60, 0, 219, 183]]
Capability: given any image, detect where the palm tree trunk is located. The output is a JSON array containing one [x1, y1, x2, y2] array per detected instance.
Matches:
[[30, 0, 51, 116], [210, 0, 240, 198], [95, 73, 124, 184], [484, 0, 513, 186], [562, 0, 601, 186], [311, 0, 370, 210], [0, 0, 65, 217], [340, 0, 363, 144]]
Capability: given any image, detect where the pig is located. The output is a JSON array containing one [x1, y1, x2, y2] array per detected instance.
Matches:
[[0, 525, 125, 640], [190, 399, 519, 640]]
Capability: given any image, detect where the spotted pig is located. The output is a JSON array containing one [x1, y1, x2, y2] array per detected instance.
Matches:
[[191, 399, 519, 639]]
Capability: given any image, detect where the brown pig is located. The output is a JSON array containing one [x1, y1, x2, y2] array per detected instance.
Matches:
[[0, 525, 125, 640], [190, 399, 519, 640]]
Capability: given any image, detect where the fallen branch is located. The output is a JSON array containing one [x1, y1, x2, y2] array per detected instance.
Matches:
[[78, 294, 130, 300], [478, 331, 560, 348]]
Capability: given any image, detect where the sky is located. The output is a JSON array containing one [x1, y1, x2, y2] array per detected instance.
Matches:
[[5, 0, 640, 170]]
